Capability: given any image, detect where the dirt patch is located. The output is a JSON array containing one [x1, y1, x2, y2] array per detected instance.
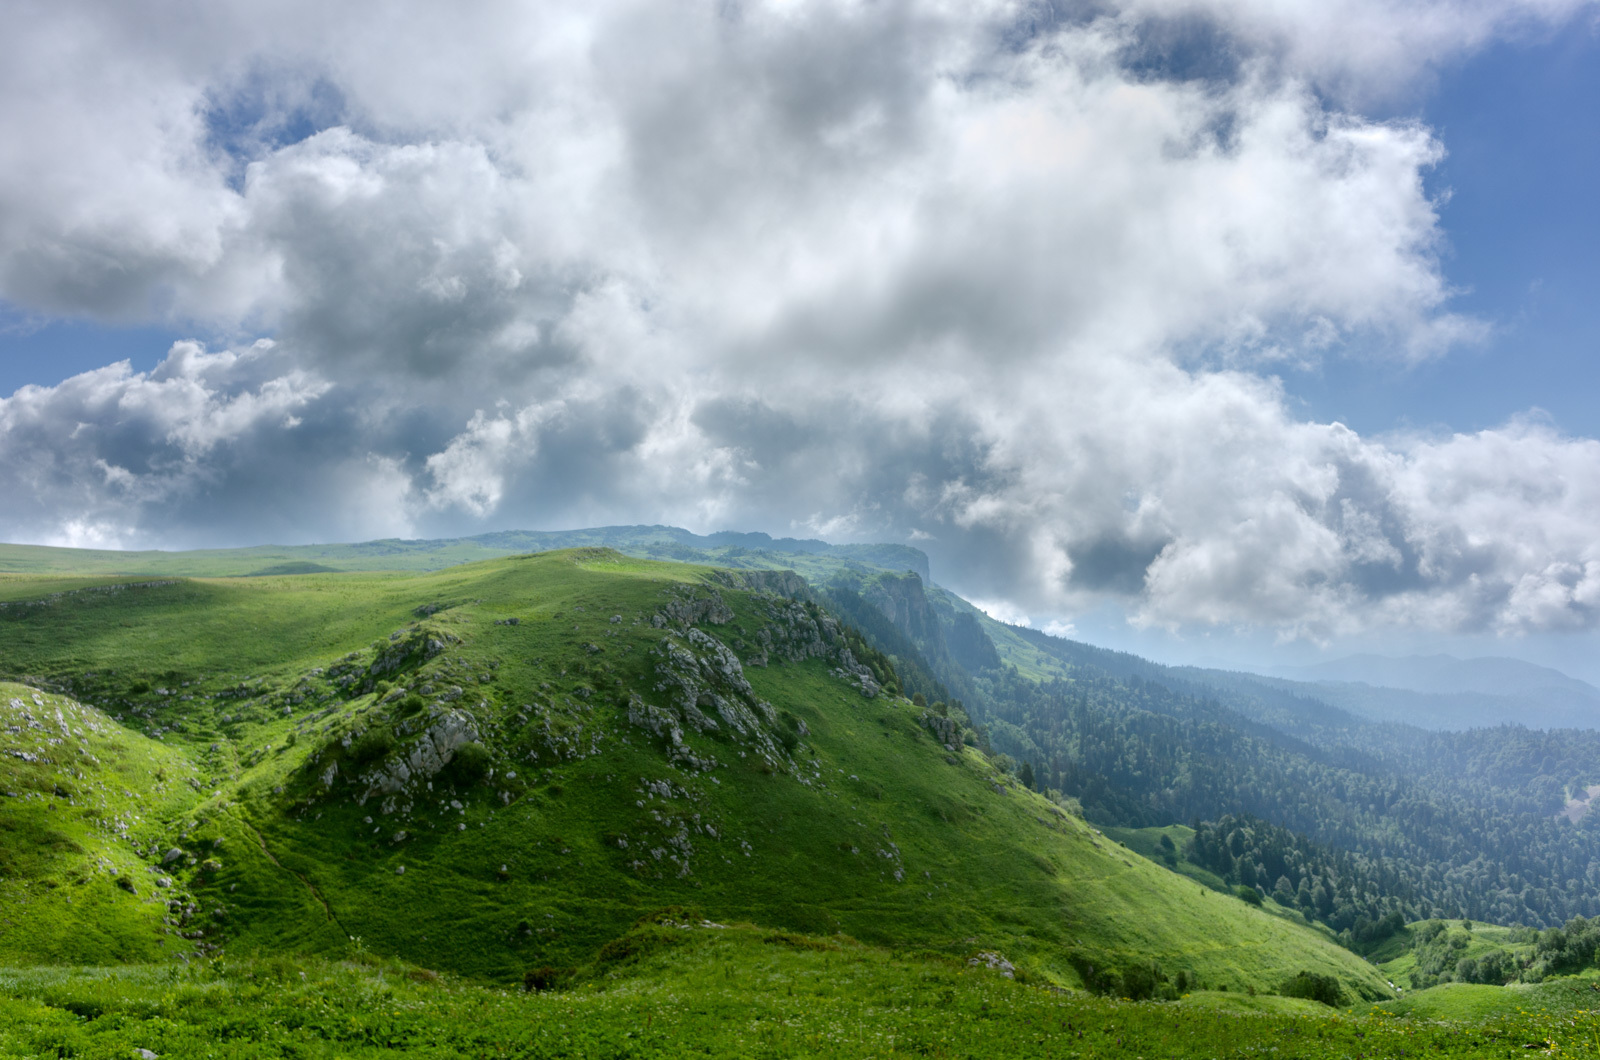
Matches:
[[1557, 784, 1600, 823]]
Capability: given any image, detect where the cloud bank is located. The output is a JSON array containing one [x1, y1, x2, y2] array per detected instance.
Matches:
[[0, 0, 1596, 638]]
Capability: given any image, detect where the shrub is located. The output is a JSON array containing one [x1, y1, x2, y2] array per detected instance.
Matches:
[[597, 929, 684, 967], [1280, 971, 1344, 1007], [396, 694, 426, 716], [1120, 964, 1159, 1000], [349, 728, 395, 766], [524, 966, 566, 992], [1235, 885, 1263, 906], [1456, 950, 1519, 985], [446, 742, 491, 785]]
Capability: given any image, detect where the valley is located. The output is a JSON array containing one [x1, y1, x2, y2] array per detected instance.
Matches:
[[2, 532, 1599, 1056]]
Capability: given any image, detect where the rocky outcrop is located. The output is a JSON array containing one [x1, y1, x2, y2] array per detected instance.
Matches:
[[754, 600, 840, 664], [710, 568, 815, 603], [652, 588, 734, 628], [922, 711, 964, 751], [625, 582, 901, 776], [628, 692, 718, 771], [368, 627, 457, 679], [968, 951, 1016, 978], [863, 572, 947, 658], [832, 648, 881, 698], [360, 709, 478, 800], [628, 694, 683, 746], [629, 614, 796, 770]]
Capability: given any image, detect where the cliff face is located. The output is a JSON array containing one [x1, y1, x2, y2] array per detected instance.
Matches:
[[858, 572, 1001, 684], [828, 544, 930, 581], [863, 573, 949, 661], [947, 611, 1001, 673]]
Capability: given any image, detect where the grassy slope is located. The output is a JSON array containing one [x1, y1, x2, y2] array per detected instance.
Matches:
[[0, 551, 1389, 1000], [1370, 921, 1535, 990], [1104, 825, 1351, 945], [0, 683, 201, 965], [1103, 825, 1210, 883], [0, 542, 507, 577], [1372, 973, 1600, 1024], [0, 927, 1591, 1060]]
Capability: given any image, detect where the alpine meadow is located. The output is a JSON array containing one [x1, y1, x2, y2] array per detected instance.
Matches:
[[6, 1, 1600, 1057], [0, 529, 1598, 1056]]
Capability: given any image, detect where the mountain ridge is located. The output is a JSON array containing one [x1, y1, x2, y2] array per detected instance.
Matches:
[[1261, 653, 1600, 699], [8, 525, 1600, 972], [0, 526, 932, 581], [0, 548, 1389, 999]]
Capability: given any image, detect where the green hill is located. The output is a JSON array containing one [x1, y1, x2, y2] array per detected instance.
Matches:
[[13, 526, 1595, 942], [0, 682, 200, 965], [0, 525, 929, 580], [0, 549, 1389, 1000], [1371, 920, 1534, 990]]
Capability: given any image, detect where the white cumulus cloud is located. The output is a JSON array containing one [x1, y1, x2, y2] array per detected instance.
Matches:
[[0, 0, 1594, 638]]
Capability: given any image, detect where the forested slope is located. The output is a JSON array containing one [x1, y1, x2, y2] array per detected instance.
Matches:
[[820, 570, 1600, 933]]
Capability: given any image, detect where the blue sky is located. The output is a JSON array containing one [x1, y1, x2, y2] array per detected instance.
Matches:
[[1, 0, 1598, 679], [0, 316, 183, 395], [1297, 24, 1600, 438]]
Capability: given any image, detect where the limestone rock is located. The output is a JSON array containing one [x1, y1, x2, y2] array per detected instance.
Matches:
[[968, 951, 1016, 978], [362, 709, 478, 798], [654, 589, 734, 628], [922, 712, 964, 751]]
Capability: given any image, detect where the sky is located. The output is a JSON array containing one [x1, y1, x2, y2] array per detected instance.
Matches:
[[1, 0, 1598, 678]]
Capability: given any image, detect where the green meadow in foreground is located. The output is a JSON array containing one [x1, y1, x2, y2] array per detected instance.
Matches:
[[2, 924, 1598, 1059]]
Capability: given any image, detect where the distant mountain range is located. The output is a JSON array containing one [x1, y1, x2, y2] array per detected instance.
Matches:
[[1224, 654, 1600, 731], [1264, 654, 1598, 699], [0, 524, 931, 581]]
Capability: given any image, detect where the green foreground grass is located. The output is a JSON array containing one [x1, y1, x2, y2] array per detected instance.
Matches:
[[3, 925, 1598, 1060]]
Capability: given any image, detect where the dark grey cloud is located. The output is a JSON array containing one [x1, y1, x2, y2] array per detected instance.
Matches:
[[1068, 536, 1172, 594]]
